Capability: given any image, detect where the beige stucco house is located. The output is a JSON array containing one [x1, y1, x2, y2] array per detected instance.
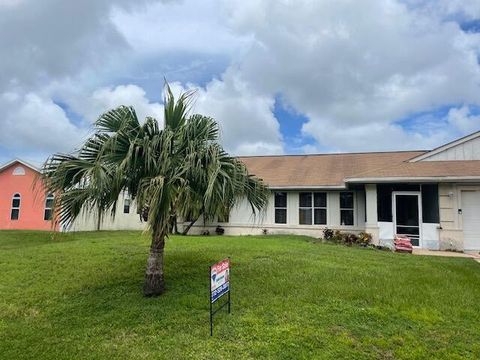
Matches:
[[73, 131, 480, 252]]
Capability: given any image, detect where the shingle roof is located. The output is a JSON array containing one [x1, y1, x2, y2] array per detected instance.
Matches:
[[239, 151, 426, 188], [346, 160, 480, 182]]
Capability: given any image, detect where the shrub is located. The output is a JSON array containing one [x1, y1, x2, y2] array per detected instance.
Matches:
[[323, 228, 334, 240], [357, 232, 372, 246], [215, 226, 225, 235], [323, 230, 372, 247], [344, 233, 358, 246], [332, 230, 343, 244]]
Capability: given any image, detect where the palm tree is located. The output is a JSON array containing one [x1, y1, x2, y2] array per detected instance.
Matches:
[[42, 84, 269, 296]]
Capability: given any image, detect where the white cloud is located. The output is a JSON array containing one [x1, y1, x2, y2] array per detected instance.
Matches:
[[220, 0, 480, 152], [1, 0, 480, 160], [112, 0, 250, 57], [71, 84, 164, 125], [447, 106, 480, 134], [174, 71, 283, 155], [0, 92, 87, 161], [404, 0, 480, 21]]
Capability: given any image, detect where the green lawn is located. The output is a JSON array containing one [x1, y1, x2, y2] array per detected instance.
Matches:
[[1, 231, 479, 359]]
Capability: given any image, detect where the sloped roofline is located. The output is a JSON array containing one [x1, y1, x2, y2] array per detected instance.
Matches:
[[239, 149, 427, 159], [409, 130, 480, 162], [0, 158, 41, 174]]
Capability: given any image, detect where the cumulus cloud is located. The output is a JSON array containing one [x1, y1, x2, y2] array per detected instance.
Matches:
[[221, 0, 480, 152], [447, 106, 480, 134], [171, 71, 284, 155], [69, 84, 164, 125], [1, 0, 480, 161], [0, 92, 87, 159]]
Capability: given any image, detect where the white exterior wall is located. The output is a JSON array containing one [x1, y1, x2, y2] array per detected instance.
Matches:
[[185, 190, 366, 237], [365, 184, 380, 245], [68, 195, 146, 232], [421, 136, 480, 161], [437, 183, 480, 251], [438, 183, 463, 250]]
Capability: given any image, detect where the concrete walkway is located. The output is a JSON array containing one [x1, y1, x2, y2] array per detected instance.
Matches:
[[413, 249, 480, 262]]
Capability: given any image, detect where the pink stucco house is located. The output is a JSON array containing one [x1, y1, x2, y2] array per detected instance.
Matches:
[[0, 159, 58, 231]]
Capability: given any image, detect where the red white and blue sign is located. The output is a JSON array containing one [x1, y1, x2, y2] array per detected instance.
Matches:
[[210, 258, 230, 303]]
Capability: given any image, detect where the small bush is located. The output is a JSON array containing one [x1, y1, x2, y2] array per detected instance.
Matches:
[[215, 226, 225, 235], [323, 230, 372, 247], [323, 228, 334, 240], [344, 233, 358, 246], [357, 232, 372, 246]]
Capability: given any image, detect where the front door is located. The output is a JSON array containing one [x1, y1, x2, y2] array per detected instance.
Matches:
[[393, 192, 422, 247]]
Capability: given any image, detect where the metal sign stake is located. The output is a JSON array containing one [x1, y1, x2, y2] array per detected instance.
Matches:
[[209, 258, 231, 336]]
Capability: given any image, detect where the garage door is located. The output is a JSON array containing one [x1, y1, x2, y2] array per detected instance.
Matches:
[[462, 191, 480, 250]]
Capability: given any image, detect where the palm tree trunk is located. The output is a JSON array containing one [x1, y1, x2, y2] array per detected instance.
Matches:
[[96, 209, 102, 231], [173, 216, 178, 234], [182, 216, 199, 235], [143, 230, 165, 296]]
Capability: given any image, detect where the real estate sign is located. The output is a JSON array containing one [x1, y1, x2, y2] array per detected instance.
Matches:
[[210, 258, 230, 303], [209, 258, 231, 336]]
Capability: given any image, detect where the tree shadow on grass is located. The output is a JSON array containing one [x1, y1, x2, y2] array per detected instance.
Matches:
[[0, 230, 83, 250]]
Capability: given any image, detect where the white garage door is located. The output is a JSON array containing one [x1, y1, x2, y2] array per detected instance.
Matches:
[[462, 191, 480, 250]]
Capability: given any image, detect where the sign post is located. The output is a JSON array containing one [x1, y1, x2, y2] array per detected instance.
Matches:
[[209, 258, 231, 336]]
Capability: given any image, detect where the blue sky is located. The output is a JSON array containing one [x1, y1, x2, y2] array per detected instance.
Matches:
[[0, 0, 480, 165]]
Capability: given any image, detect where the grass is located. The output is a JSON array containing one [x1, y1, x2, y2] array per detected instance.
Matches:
[[0, 231, 479, 359]]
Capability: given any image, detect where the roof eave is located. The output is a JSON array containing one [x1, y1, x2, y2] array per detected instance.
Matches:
[[0, 158, 40, 173], [268, 185, 347, 190], [345, 176, 480, 183]]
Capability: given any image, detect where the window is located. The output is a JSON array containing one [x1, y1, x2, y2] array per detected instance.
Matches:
[[274, 192, 287, 224], [421, 184, 439, 223], [44, 194, 54, 220], [123, 198, 131, 214], [299, 192, 327, 225], [11, 193, 21, 220], [12, 166, 25, 176], [340, 192, 354, 226]]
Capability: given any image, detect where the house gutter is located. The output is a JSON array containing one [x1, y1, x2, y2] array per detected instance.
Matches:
[[345, 176, 480, 183], [268, 185, 347, 190]]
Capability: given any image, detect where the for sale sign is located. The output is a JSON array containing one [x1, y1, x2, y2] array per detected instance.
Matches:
[[210, 258, 230, 303]]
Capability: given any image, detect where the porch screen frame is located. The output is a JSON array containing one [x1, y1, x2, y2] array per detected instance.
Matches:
[[392, 191, 422, 248]]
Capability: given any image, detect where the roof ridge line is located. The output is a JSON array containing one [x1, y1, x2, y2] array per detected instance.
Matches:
[[238, 150, 427, 158]]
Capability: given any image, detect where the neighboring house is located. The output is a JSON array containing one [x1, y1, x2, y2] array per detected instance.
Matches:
[[185, 131, 480, 252], [0, 158, 144, 232], [0, 159, 58, 231]]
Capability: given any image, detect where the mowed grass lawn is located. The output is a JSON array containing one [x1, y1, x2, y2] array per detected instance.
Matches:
[[1, 231, 480, 359]]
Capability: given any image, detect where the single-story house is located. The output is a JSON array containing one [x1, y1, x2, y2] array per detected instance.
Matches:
[[186, 130, 480, 252], [2, 130, 480, 252]]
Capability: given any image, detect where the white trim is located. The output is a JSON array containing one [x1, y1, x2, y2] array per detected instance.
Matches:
[[270, 185, 346, 190], [409, 131, 480, 162], [346, 176, 480, 183], [12, 166, 26, 176], [44, 193, 54, 221], [392, 191, 422, 248], [273, 191, 288, 225], [0, 158, 40, 174], [339, 191, 355, 226], [11, 193, 21, 221], [298, 191, 328, 226]]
